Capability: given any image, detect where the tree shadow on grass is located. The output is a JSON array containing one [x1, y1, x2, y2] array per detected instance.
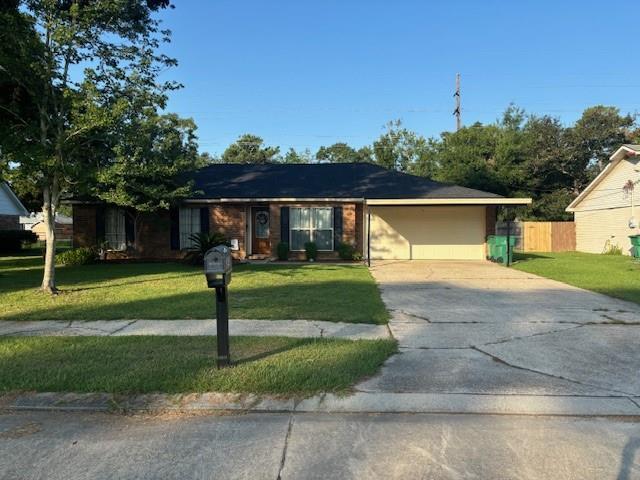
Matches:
[[0, 279, 388, 324]]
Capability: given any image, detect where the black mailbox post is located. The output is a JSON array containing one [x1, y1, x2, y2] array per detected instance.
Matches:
[[204, 245, 233, 367]]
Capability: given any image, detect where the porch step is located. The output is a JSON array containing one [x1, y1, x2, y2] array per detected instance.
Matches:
[[246, 254, 271, 261]]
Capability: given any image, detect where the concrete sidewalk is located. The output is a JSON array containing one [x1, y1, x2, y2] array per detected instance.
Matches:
[[0, 319, 390, 340]]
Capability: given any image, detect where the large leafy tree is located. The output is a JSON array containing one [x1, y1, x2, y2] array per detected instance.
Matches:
[[316, 142, 372, 163], [221, 134, 280, 164], [568, 106, 635, 175], [0, 0, 177, 293], [281, 147, 312, 164], [95, 112, 202, 254], [373, 120, 432, 173]]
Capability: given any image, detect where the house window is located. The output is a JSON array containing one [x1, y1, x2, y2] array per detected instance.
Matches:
[[105, 208, 126, 251], [179, 208, 201, 249], [290, 207, 333, 251]]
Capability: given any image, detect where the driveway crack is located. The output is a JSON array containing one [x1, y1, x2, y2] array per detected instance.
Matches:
[[276, 414, 294, 480], [391, 309, 431, 323], [471, 345, 636, 397], [479, 324, 585, 347], [628, 397, 640, 410]]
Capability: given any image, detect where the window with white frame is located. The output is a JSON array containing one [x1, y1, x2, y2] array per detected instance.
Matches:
[[179, 207, 201, 249], [290, 207, 333, 251], [104, 208, 126, 251]]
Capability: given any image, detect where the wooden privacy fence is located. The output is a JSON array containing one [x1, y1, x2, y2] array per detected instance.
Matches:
[[495, 221, 575, 252]]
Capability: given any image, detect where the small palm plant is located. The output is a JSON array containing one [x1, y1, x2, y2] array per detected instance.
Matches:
[[187, 232, 230, 264]]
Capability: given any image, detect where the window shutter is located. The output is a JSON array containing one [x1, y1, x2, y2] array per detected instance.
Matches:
[[124, 211, 135, 247], [200, 207, 210, 234], [333, 206, 343, 250], [280, 207, 289, 245], [170, 207, 180, 250], [95, 205, 105, 244]]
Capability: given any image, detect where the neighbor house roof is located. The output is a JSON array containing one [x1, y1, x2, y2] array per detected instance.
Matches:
[[566, 144, 640, 212], [184, 163, 530, 205], [0, 182, 28, 216]]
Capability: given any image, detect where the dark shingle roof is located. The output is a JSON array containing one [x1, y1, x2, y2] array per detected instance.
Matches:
[[187, 162, 503, 200]]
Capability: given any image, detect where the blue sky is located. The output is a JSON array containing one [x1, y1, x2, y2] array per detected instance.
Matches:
[[158, 1, 639, 155]]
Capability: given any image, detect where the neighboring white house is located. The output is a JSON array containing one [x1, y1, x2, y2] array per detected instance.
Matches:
[[0, 182, 29, 230], [566, 144, 640, 255]]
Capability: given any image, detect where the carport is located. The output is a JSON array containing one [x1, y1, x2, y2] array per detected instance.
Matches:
[[365, 198, 532, 261]]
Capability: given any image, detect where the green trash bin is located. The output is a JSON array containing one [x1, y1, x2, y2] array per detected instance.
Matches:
[[629, 235, 640, 258], [489, 235, 516, 265], [486, 235, 496, 261]]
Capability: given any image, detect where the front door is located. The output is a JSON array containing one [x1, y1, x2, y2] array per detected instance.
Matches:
[[251, 206, 271, 255]]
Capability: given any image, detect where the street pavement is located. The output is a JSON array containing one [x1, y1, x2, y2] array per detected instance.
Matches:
[[0, 410, 638, 480]]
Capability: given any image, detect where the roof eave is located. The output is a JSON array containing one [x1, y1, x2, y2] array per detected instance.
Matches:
[[365, 198, 532, 206], [566, 145, 639, 211]]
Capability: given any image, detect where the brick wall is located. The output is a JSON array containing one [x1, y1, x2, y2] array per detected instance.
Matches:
[[134, 210, 179, 259], [72, 202, 365, 261], [0, 214, 20, 230], [72, 205, 96, 247], [355, 203, 364, 254], [268, 202, 362, 260], [211, 204, 247, 259], [72, 205, 181, 259], [485, 205, 497, 258]]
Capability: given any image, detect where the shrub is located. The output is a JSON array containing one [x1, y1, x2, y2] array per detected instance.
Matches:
[[57, 247, 97, 266], [276, 242, 289, 261], [337, 242, 356, 260], [304, 241, 318, 261], [603, 243, 623, 256], [186, 232, 230, 264], [0, 230, 37, 253]]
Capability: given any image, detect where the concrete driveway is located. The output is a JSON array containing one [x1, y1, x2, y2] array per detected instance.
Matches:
[[360, 261, 640, 401]]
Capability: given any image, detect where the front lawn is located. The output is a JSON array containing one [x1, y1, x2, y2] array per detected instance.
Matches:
[[513, 252, 640, 305], [0, 336, 396, 395], [0, 256, 388, 323]]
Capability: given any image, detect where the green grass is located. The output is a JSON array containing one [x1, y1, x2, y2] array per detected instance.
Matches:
[[513, 251, 640, 305], [0, 336, 396, 395], [0, 256, 388, 323]]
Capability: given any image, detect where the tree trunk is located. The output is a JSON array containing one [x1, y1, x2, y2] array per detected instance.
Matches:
[[41, 182, 59, 294]]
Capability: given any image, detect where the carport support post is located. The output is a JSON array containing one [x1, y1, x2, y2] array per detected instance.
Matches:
[[367, 207, 371, 267]]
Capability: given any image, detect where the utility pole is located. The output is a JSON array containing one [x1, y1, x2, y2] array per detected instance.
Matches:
[[453, 73, 461, 131]]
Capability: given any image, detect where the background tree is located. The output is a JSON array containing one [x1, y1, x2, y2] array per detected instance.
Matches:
[[94, 112, 202, 254], [221, 134, 279, 164], [373, 120, 430, 172], [0, 0, 177, 293], [568, 106, 635, 175], [316, 142, 372, 163], [281, 147, 312, 164]]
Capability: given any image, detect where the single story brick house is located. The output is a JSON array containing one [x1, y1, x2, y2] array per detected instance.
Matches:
[[566, 144, 640, 255], [71, 163, 531, 261], [0, 182, 29, 230]]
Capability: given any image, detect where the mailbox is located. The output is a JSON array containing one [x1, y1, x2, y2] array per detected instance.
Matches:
[[203, 245, 233, 367], [204, 245, 233, 288]]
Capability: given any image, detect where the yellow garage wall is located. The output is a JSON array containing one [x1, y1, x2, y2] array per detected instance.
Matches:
[[575, 207, 634, 255], [369, 206, 486, 260]]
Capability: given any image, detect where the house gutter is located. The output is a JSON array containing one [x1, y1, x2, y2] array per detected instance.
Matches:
[[365, 198, 532, 206]]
